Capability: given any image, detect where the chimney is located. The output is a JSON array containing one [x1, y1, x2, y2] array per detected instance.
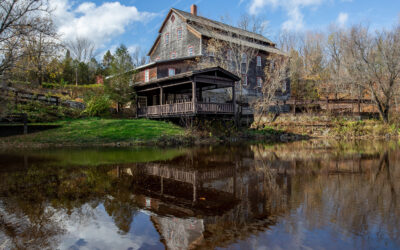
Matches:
[[191, 4, 197, 16]]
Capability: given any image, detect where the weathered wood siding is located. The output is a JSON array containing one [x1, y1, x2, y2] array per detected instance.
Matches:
[[150, 13, 201, 62]]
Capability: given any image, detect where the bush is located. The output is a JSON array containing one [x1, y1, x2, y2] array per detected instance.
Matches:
[[82, 95, 111, 117]]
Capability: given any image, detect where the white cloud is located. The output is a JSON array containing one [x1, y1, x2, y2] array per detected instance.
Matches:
[[337, 12, 349, 27], [50, 0, 155, 48], [248, 0, 324, 31]]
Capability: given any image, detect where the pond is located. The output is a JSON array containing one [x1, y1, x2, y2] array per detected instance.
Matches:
[[0, 140, 399, 249]]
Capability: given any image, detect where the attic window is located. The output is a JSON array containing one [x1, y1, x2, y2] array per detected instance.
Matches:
[[171, 15, 175, 23], [165, 33, 169, 45], [177, 28, 182, 40]]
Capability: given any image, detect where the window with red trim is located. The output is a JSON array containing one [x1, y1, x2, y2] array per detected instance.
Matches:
[[177, 28, 182, 40], [165, 33, 169, 45], [171, 15, 175, 23], [170, 52, 177, 59], [188, 45, 194, 56]]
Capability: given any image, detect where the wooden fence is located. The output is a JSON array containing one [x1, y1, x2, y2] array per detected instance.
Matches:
[[0, 86, 60, 106]]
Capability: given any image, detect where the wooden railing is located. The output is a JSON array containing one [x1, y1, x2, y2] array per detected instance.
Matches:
[[197, 103, 234, 114], [137, 102, 234, 117]]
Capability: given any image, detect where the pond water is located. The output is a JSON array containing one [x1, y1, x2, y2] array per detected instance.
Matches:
[[0, 141, 399, 250]]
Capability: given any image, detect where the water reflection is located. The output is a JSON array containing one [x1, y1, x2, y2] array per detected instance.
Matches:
[[0, 141, 399, 249]]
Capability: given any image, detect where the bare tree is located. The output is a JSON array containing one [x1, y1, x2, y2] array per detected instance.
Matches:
[[131, 47, 148, 68], [343, 24, 400, 122], [0, 0, 50, 75], [198, 14, 268, 104], [253, 54, 290, 127], [66, 37, 96, 62]]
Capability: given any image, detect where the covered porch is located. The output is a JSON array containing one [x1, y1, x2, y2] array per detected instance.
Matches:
[[134, 67, 239, 118]]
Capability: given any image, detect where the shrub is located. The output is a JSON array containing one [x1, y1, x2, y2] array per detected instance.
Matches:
[[82, 95, 111, 117]]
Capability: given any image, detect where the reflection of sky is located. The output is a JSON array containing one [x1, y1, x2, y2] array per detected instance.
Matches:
[[220, 205, 398, 250], [57, 204, 164, 250]]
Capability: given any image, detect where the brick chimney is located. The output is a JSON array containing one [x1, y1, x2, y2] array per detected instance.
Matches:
[[191, 4, 197, 16]]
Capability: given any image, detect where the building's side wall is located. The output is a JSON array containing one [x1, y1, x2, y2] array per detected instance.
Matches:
[[156, 60, 197, 78], [150, 13, 201, 62]]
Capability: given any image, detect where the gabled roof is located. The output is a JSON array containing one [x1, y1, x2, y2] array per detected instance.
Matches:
[[171, 8, 275, 46], [149, 8, 284, 56]]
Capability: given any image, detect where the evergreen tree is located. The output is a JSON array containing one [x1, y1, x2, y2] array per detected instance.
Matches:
[[102, 50, 114, 77], [105, 44, 135, 113], [61, 50, 75, 84]]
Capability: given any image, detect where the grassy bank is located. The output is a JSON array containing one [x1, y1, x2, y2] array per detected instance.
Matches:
[[0, 118, 191, 148], [255, 114, 399, 139]]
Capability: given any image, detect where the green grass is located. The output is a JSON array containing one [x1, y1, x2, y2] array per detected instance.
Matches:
[[2, 118, 186, 145]]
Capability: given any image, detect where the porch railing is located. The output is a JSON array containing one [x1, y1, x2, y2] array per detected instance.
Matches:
[[137, 102, 234, 117]]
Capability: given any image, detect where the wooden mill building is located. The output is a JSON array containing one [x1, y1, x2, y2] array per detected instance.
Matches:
[[133, 4, 288, 119]]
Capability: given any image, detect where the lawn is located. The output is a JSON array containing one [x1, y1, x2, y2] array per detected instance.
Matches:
[[0, 118, 186, 146]]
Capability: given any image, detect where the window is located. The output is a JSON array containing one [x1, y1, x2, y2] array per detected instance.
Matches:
[[209, 50, 215, 57], [145, 70, 149, 83], [155, 57, 160, 61], [165, 33, 169, 45], [242, 75, 248, 86], [227, 50, 232, 61], [188, 45, 194, 56], [171, 15, 175, 23], [257, 77, 263, 87], [168, 68, 176, 76], [242, 53, 247, 63], [177, 28, 182, 40], [257, 56, 262, 67], [170, 52, 177, 59]]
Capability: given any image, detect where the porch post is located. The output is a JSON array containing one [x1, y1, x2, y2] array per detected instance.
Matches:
[[192, 80, 197, 113], [160, 87, 163, 105]]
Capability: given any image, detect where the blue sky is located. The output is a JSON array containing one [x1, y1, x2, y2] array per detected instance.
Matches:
[[51, 0, 400, 57]]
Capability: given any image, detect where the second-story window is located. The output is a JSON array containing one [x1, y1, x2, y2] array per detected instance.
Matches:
[[177, 28, 182, 40], [242, 75, 248, 86], [242, 53, 247, 64], [168, 68, 176, 76], [257, 77, 263, 87], [188, 45, 194, 56], [165, 33, 169, 45], [227, 49, 232, 61], [170, 52, 177, 59], [145, 70, 150, 83], [257, 56, 262, 67]]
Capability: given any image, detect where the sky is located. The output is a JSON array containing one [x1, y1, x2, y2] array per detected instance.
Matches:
[[50, 0, 400, 57]]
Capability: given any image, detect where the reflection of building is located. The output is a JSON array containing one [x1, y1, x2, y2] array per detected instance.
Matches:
[[116, 146, 291, 249]]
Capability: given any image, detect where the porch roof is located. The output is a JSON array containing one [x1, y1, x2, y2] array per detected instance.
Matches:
[[133, 67, 240, 92]]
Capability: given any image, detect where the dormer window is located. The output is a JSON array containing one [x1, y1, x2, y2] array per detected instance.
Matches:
[[188, 45, 194, 56], [165, 33, 169, 45], [145, 70, 150, 83], [257, 56, 262, 67], [168, 68, 176, 76], [170, 52, 177, 59], [177, 28, 182, 40]]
